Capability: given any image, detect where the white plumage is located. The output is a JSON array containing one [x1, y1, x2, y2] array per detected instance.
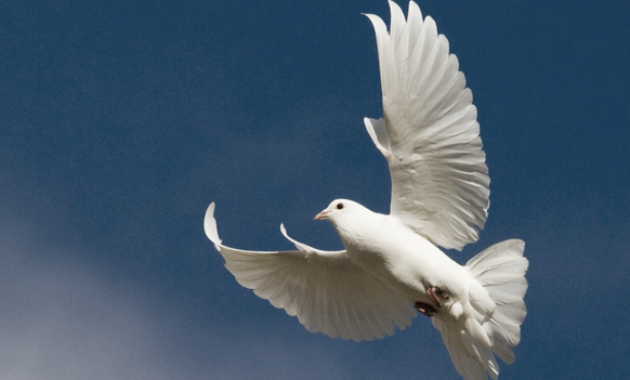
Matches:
[[204, 2, 528, 379]]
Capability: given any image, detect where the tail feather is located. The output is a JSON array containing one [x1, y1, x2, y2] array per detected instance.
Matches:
[[434, 239, 528, 380], [434, 318, 498, 380], [486, 320, 516, 363], [469, 239, 528, 349]]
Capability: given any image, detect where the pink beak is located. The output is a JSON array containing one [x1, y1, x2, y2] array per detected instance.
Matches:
[[314, 209, 330, 221]]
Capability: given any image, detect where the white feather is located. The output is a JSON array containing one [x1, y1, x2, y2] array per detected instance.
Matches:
[[366, 1, 489, 251], [204, 203, 415, 342], [205, 2, 528, 380]]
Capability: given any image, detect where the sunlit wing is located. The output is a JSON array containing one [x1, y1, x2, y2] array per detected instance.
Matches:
[[364, 1, 489, 250], [204, 203, 416, 341]]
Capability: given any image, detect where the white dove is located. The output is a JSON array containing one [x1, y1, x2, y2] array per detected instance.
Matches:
[[204, 2, 528, 379]]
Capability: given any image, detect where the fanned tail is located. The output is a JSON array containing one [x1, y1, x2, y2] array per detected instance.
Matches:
[[469, 239, 528, 366], [434, 239, 528, 380]]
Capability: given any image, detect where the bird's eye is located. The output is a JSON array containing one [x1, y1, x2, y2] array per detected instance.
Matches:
[[336, 203, 344, 210]]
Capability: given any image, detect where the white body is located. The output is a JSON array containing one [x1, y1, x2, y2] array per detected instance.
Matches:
[[205, 201, 527, 380], [338, 210, 468, 308]]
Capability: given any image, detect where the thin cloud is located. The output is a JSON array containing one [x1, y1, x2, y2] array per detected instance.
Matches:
[[0, 232, 168, 380]]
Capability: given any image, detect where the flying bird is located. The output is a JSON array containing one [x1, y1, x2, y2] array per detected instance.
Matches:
[[204, 2, 528, 379]]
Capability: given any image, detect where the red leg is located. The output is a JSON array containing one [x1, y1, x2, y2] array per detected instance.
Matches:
[[427, 286, 449, 308], [414, 301, 436, 317]]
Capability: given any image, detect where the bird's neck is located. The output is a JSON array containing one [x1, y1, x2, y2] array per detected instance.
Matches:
[[334, 212, 390, 254]]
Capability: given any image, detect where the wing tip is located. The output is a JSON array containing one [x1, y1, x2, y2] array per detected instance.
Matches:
[[203, 202, 223, 251], [279, 223, 309, 252], [363, 12, 388, 35], [388, 0, 405, 26], [363, 117, 391, 157]]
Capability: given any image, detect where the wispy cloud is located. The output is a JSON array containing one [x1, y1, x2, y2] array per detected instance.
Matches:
[[0, 227, 168, 380]]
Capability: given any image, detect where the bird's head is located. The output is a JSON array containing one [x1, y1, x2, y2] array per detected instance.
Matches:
[[314, 199, 365, 226], [314, 199, 382, 248]]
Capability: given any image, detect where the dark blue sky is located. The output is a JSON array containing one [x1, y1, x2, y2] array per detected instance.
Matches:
[[1, 0, 629, 379]]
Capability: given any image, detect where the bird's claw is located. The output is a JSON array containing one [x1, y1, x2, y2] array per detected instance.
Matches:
[[427, 286, 449, 308], [414, 301, 436, 317]]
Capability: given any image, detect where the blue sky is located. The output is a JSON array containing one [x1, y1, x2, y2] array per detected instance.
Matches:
[[1, 0, 629, 379]]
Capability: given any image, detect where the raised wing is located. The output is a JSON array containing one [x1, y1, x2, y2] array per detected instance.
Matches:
[[364, 1, 489, 250], [204, 203, 415, 341]]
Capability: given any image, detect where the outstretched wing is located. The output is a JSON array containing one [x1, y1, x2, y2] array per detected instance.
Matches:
[[364, 1, 489, 250], [204, 203, 415, 342]]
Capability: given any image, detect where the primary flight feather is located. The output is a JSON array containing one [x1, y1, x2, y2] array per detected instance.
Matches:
[[204, 2, 528, 380]]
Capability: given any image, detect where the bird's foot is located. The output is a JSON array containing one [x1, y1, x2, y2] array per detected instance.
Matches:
[[414, 301, 437, 317], [427, 286, 449, 308]]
